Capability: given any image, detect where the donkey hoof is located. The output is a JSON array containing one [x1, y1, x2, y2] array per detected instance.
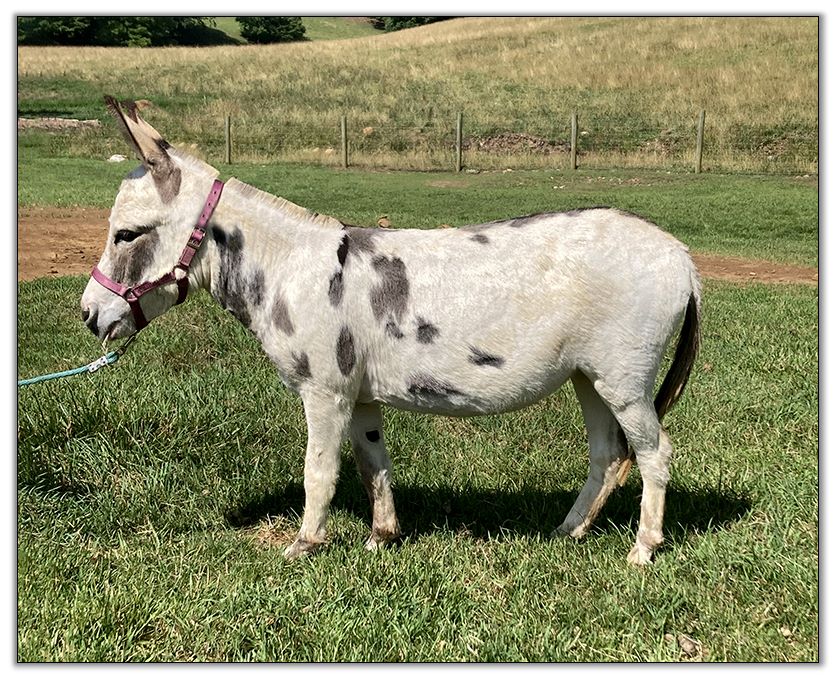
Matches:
[[283, 538, 322, 560], [627, 531, 663, 566], [364, 536, 384, 552], [626, 544, 654, 566], [552, 522, 588, 540], [364, 529, 400, 552]]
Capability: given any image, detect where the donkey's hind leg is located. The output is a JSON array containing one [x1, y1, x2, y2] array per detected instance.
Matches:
[[349, 403, 401, 550], [609, 398, 672, 566], [554, 372, 629, 539]]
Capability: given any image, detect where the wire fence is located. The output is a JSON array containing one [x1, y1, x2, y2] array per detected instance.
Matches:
[[21, 110, 818, 175], [184, 110, 819, 175]]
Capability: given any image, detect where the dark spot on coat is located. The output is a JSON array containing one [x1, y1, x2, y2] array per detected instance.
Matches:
[[365, 430, 381, 443], [385, 319, 404, 339], [416, 317, 440, 344], [461, 219, 506, 233], [407, 374, 464, 398], [272, 294, 294, 335], [336, 326, 356, 376], [110, 229, 160, 285], [509, 213, 545, 228], [370, 255, 410, 324], [211, 227, 228, 247], [346, 226, 389, 255], [470, 233, 490, 245], [150, 160, 181, 204], [248, 269, 265, 307], [337, 233, 349, 267], [292, 352, 311, 380], [210, 226, 258, 327], [564, 206, 612, 217], [328, 271, 344, 306], [468, 346, 505, 368]]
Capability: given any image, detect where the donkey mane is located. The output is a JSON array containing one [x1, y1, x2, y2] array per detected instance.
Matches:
[[167, 146, 220, 180], [165, 144, 342, 231], [225, 178, 344, 231]]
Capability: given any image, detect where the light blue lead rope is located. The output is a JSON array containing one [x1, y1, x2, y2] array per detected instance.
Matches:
[[17, 334, 137, 387]]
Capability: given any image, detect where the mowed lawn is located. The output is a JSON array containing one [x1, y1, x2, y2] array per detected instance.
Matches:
[[17, 160, 818, 661]]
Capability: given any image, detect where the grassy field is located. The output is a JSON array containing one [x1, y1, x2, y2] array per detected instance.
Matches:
[[17, 17, 817, 172], [16, 278, 818, 662], [16, 153, 818, 661], [299, 17, 382, 42], [210, 17, 246, 43], [16, 142, 819, 266], [211, 17, 380, 43]]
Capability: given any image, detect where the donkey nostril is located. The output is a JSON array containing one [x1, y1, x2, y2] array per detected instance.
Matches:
[[84, 310, 99, 337]]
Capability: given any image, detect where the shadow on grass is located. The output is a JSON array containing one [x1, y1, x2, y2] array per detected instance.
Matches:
[[17, 465, 99, 499], [18, 108, 79, 118], [225, 475, 750, 543]]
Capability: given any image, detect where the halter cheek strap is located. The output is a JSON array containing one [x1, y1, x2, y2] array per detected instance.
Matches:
[[91, 179, 224, 331]]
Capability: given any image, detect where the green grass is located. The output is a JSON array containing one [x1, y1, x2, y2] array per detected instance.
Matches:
[[17, 17, 817, 173], [17, 276, 818, 661], [211, 17, 245, 43], [300, 17, 381, 41], [17, 144, 818, 266], [16, 134, 819, 660], [210, 17, 381, 44]]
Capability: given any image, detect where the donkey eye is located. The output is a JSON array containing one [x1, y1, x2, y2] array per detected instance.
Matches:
[[114, 229, 142, 244]]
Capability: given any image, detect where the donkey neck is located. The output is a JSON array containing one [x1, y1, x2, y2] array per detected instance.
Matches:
[[194, 177, 344, 329]]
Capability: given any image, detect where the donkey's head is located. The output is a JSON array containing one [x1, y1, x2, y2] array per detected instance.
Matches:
[[80, 96, 220, 341]]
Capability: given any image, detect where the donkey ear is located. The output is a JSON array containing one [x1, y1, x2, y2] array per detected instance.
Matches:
[[104, 95, 181, 202]]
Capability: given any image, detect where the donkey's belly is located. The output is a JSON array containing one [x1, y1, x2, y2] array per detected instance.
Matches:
[[363, 360, 576, 417]]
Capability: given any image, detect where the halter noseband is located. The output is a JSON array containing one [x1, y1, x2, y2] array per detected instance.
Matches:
[[91, 179, 224, 331]]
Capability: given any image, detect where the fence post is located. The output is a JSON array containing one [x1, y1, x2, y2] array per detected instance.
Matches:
[[694, 109, 706, 174], [455, 112, 463, 173], [341, 115, 348, 169], [224, 114, 231, 165], [570, 111, 578, 170]]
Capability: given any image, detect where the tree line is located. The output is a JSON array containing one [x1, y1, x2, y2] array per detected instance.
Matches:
[[17, 17, 452, 46]]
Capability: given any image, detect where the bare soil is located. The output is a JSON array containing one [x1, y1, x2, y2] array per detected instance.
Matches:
[[17, 117, 101, 132], [17, 207, 818, 286]]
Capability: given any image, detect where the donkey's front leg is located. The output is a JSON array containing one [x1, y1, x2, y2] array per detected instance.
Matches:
[[284, 391, 353, 560], [349, 403, 401, 550]]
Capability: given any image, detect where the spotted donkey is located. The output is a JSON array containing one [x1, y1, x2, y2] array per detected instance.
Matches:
[[81, 98, 701, 565]]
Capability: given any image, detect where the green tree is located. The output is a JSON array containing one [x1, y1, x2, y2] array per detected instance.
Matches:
[[17, 17, 216, 46], [369, 17, 451, 32], [235, 17, 306, 43], [17, 17, 92, 45]]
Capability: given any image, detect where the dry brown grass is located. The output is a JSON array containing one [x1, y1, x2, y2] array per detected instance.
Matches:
[[18, 17, 818, 172]]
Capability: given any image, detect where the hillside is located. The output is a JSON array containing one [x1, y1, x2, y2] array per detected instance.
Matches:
[[212, 17, 381, 43], [17, 17, 818, 172]]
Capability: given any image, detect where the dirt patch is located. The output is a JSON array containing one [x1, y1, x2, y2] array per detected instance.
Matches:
[[17, 207, 817, 287], [18, 207, 110, 281], [18, 117, 101, 132], [691, 252, 817, 287]]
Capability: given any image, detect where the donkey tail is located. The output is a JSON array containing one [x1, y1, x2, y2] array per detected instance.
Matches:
[[616, 275, 702, 486], [653, 291, 701, 422]]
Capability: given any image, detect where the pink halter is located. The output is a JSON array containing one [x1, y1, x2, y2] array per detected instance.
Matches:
[[91, 179, 224, 331]]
